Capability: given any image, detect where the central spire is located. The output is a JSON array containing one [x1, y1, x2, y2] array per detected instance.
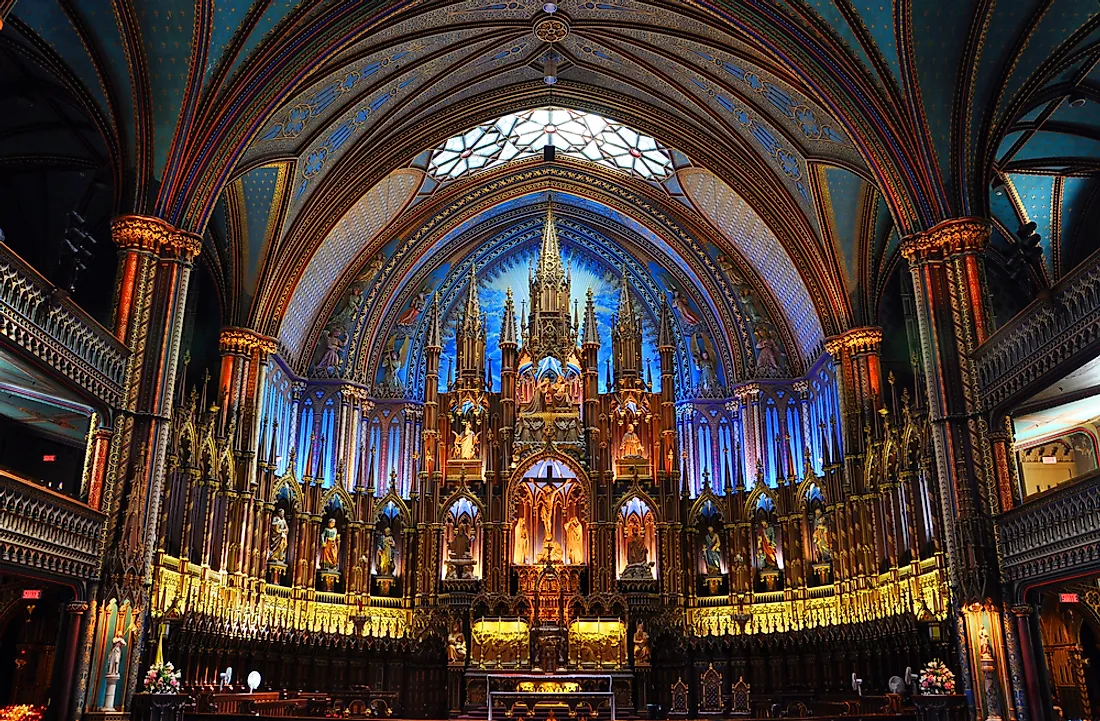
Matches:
[[535, 193, 565, 287], [462, 263, 481, 333]]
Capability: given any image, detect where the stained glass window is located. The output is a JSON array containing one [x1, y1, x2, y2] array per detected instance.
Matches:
[[428, 107, 675, 181]]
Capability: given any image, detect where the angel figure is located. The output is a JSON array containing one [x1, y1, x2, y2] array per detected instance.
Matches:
[[316, 326, 347, 373], [671, 288, 701, 328], [515, 515, 530, 564], [754, 325, 782, 375]]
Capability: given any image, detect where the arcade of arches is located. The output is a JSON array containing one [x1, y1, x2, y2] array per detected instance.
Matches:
[[0, 2, 1099, 721]]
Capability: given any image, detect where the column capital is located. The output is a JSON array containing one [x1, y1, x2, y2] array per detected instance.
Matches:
[[825, 327, 883, 357], [1009, 604, 1034, 618], [111, 214, 202, 259], [219, 326, 278, 356], [66, 601, 90, 614], [900, 217, 990, 264]]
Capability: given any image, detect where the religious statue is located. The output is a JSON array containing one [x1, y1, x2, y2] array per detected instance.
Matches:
[[396, 288, 429, 327], [622, 525, 653, 580], [515, 516, 530, 564], [320, 518, 341, 571], [703, 527, 723, 575], [376, 526, 397, 576], [979, 624, 993, 662], [380, 340, 405, 392], [620, 422, 644, 458], [268, 508, 289, 564], [447, 621, 467, 664], [811, 507, 832, 562], [565, 514, 584, 565], [754, 325, 782, 375], [633, 622, 651, 666], [106, 632, 127, 676], [452, 424, 479, 460], [757, 520, 778, 569], [445, 522, 476, 579], [537, 489, 556, 543]]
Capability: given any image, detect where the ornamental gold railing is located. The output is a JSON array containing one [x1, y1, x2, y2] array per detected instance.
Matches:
[[0, 243, 127, 407], [997, 469, 1100, 585], [152, 554, 409, 638], [688, 557, 948, 636], [0, 469, 105, 581]]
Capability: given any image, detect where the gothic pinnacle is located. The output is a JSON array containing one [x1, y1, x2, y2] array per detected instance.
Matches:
[[500, 287, 518, 345], [582, 287, 600, 346]]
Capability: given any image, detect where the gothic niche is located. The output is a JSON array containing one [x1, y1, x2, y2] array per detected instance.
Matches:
[[373, 501, 405, 596], [617, 496, 656, 581], [318, 495, 347, 592], [443, 496, 481, 581], [267, 485, 295, 585], [512, 458, 587, 567], [752, 493, 782, 592], [694, 500, 726, 596]]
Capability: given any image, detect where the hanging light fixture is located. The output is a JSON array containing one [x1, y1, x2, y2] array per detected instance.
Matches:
[[543, 52, 558, 85]]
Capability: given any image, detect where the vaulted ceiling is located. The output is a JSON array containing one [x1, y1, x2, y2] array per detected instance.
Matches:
[[2, 0, 1098, 385]]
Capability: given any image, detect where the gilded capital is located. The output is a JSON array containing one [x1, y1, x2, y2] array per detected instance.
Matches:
[[111, 214, 202, 259], [900, 217, 990, 264], [825, 327, 882, 357], [219, 327, 278, 356]]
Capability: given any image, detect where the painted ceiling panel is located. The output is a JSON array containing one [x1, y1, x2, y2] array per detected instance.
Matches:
[[224, 0, 307, 82], [680, 168, 824, 361], [279, 169, 420, 362], [238, 164, 284, 299], [1012, 131, 1100, 165], [1008, 172, 1056, 275], [136, 2, 196, 174], [912, 1, 972, 179], [821, 165, 865, 290], [849, 0, 901, 85], [13, 3, 111, 119], [806, 0, 878, 81], [207, 0, 258, 83]]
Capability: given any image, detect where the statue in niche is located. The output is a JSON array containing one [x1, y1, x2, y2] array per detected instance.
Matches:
[[671, 288, 701, 328], [754, 325, 782, 375], [555, 416, 580, 442], [703, 527, 723, 576], [565, 514, 584, 565], [320, 518, 341, 571], [622, 525, 653, 580], [633, 622, 651, 666], [268, 508, 289, 564], [380, 339, 405, 392], [537, 489, 556, 545], [738, 286, 764, 324], [756, 519, 778, 569], [376, 526, 397, 576], [621, 423, 645, 458], [106, 632, 127, 676], [447, 621, 468, 664], [692, 335, 719, 392], [445, 521, 476, 579], [811, 507, 832, 562], [515, 516, 530, 564], [453, 424, 479, 460]]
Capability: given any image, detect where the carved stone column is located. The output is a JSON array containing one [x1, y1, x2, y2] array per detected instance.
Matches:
[[91, 215, 200, 711], [824, 326, 883, 495]]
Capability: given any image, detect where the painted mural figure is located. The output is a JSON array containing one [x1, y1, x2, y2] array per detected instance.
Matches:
[[453, 424, 479, 460], [671, 288, 701, 328], [320, 518, 341, 570], [376, 526, 397, 576], [812, 508, 832, 562], [757, 520, 778, 569], [703, 527, 723, 575], [268, 508, 289, 563], [396, 289, 429, 327], [621, 422, 644, 458], [754, 325, 782, 374]]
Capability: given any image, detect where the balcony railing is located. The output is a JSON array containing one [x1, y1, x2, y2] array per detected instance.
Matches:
[[996, 469, 1100, 585], [0, 469, 105, 581], [0, 243, 128, 408]]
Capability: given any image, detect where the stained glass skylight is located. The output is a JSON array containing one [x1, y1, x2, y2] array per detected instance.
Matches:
[[428, 107, 675, 181]]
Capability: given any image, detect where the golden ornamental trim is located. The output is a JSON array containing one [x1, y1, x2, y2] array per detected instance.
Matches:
[[111, 214, 202, 259], [900, 217, 990, 263], [219, 327, 278, 356], [824, 327, 883, 357]]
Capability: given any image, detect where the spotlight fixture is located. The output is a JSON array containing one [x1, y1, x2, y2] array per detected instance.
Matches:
[[543, 53, 558, 85], [543, 2, 558, 12], [1068, 91, 1087, 108], [991, 175, 1005, 195]]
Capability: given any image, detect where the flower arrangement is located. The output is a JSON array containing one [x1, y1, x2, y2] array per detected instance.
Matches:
[[143, 661, 182, 694], [918, 658, 956, 695]]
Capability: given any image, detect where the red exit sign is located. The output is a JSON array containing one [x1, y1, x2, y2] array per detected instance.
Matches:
[[41, 454, 56, 462], [22, 589, 41, 600], [1060, 593, 1079, 603]]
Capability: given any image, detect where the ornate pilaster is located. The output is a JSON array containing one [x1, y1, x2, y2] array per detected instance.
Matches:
[[824, 327, 882, 493]]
